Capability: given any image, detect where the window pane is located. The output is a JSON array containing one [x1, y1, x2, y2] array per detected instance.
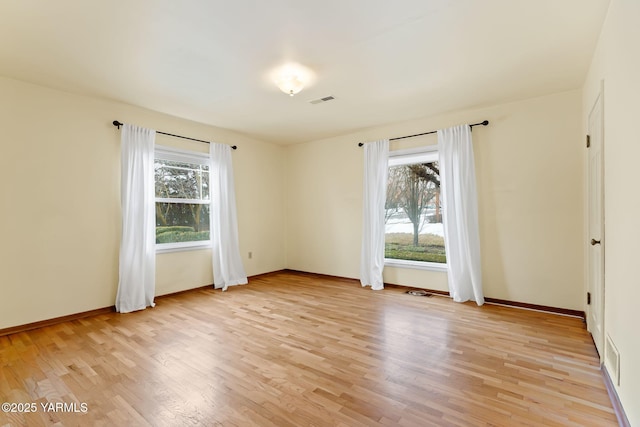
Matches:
[[155, 160, 209, 200], [385, 161, 446, 263], [156, 203, 210, 244]]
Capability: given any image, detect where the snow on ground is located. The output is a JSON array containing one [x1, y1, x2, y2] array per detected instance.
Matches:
[[385, 216, 444, 237]]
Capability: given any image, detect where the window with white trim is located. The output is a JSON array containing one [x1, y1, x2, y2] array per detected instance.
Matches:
[[155, 146, 211, 252], [385, 147, 446, 268]]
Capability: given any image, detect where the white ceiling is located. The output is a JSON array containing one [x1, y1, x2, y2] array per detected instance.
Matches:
[[0, 1, 609, 145]]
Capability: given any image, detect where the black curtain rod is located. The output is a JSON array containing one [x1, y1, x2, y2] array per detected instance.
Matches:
[[357, 120, 489, 147], [112, 121, 237, 150]]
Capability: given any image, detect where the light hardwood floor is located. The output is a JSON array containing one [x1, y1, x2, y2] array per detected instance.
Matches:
[[0, 271, 617, 426]]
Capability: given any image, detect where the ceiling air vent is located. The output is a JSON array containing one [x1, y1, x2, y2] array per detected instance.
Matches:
[[309, 95, 335, 105]]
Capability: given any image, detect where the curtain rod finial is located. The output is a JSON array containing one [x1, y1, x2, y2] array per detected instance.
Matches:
[[481, 120, 489, 126], [113, 120, 123, 129]]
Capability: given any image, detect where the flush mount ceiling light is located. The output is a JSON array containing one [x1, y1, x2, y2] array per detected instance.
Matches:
[[276, 73, 304, 96], [272, 63, 313, 97]]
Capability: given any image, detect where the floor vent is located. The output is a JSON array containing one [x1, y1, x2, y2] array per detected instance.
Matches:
[[605, 334, 621, 386], [406, 290, 432, 297], [309, 95, 336, 105]]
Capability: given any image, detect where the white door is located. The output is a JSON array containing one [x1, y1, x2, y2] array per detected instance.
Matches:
[[587, 91, 605, 358]]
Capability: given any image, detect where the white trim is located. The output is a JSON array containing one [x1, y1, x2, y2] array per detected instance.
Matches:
[[156, 198, 210, 204], [155, 144, 210, 165], [388, 145, 439, 157], [388, 145, 438, 166], [384, 258, 447, 272], [156, 240, 212, 253]]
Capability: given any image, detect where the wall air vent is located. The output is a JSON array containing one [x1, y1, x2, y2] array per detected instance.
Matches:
[[605, 334, 621, 386], [309, 96, 336, 105]]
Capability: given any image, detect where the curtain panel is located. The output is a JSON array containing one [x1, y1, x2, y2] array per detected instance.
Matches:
[[360, 139, 389, 290], [116, 124, 157, 313], [437, 125, 484, 305], [210, 143, 248, 291]]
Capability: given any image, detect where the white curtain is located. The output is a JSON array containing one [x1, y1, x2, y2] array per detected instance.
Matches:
[[116, 124, 156, 313], [360, 139, 389, 290], [437, 125, 484, 305], [210, 143, 248, 291]]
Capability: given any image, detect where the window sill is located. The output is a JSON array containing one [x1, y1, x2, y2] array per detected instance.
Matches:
[[156, 242, 212, 254], [384, 258, 448, 272]]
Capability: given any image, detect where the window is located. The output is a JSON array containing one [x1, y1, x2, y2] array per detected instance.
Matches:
[[155, 146, 211, 252], [385, 147, 446, 268]]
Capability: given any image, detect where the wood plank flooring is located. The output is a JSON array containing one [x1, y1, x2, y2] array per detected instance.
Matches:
[[0, 271, 617, 426]]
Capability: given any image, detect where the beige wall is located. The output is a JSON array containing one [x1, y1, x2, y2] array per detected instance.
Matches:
[[0, 76, 285, 330], [286, 90, 584, 310], [583, 0, 640, 423]]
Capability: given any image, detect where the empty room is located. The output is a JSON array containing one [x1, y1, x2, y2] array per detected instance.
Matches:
[[0, 1, 638, 426]]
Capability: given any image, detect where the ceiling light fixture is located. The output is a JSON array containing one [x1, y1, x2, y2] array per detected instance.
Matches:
[[276, 73, 304, 97], [272, 63, 313, 97]]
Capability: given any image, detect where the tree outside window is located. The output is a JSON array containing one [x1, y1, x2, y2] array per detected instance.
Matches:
[[385, 150, 445, 264]]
